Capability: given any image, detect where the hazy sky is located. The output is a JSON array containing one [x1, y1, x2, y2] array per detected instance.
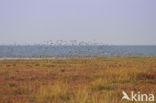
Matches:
[[0, 0, 156, 45]]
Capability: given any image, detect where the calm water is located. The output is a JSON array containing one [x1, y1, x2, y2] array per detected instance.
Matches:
[[0, 45, 156, 58]]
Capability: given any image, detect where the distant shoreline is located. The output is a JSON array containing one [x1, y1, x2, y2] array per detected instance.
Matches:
[[0, 56, 156, 60], [0, 56, 96, 60]]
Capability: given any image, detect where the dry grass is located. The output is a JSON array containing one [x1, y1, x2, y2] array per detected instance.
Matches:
[[0, 57, 155, 103]]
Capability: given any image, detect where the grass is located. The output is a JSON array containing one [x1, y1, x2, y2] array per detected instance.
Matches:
[[0, 57, 155, 103]]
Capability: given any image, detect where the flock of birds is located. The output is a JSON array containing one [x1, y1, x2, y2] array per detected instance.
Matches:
[[0, 40, 155, 57]]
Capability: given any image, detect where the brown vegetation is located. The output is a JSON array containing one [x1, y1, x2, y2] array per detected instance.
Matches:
[[0, 57, 155, 103]]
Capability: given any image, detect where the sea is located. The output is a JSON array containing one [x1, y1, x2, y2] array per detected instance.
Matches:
[[0, 45, 156, 59]]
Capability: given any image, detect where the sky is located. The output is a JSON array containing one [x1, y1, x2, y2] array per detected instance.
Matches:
[[0, 0, 156, 45]]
